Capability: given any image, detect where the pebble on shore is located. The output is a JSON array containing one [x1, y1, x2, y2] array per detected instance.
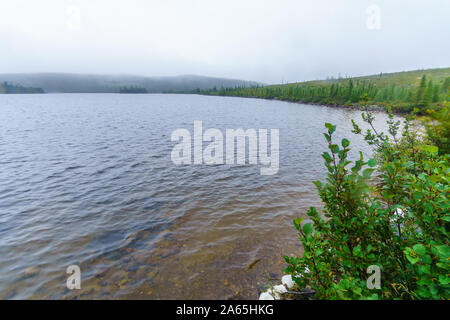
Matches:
[[259, 275, 294, 300]]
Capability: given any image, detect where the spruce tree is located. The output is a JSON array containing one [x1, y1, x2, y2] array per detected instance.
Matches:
[[416, 75, 427, 105]]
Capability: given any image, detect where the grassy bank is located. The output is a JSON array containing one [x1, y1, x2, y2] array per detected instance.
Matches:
[[195, 68, 450, 115]]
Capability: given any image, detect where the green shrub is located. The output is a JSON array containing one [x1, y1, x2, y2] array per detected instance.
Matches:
[[425, 106, 450, 155], [285, 111, 449, 300]]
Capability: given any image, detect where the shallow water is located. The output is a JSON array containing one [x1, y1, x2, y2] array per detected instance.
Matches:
[[0, 94, 396, 299]]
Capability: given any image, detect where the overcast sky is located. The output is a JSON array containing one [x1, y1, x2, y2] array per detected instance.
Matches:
[[0, 0, 449, 84]]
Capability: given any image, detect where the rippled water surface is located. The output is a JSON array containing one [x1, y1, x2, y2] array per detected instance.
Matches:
[[0, 94, 395, 299]]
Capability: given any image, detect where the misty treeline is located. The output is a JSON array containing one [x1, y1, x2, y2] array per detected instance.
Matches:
[[198, 75, 450, 114], [119, 86, 148, 94], [0, 81, 44, 94], [0, 74, 260, 93]]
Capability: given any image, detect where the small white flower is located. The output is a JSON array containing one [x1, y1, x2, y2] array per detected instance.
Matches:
[[395, 208, 405, 218]]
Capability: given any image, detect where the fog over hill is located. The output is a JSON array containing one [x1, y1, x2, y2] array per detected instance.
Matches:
[[0, 73, 261, 93]]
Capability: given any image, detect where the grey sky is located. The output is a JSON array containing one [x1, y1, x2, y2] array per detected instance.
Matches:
[[0, 0, 449, 84]]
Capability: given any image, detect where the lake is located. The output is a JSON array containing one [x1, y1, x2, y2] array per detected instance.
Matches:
[[0, 94, 396, 299]]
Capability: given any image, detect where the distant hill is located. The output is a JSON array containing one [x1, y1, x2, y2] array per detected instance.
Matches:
[[291, 67, 450, 89], [0, 73, 261, 93]]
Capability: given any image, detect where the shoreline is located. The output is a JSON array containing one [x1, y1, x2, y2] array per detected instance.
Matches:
[[197, 94, 410, 115]]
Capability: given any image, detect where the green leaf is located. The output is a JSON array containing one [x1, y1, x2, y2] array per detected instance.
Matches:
[[352, 245, 363, 258], [404, 249, 419, 264], [328, 144, 339, 153], [366, 293, 379, 300], [341, 138, 350, 148], [422, 145, 438, 155], [435, 245, 449, 258], [293, 217, 304, 231], [406, 255, 420, 265], [322, 152, 333, 163], [413, 244, 426, 256], [325, 123, 336, 134], [423, 202, 434, 214], [303, 223, 313, 235], [418, 265, 431, 275], [439, 275, 450, 285], [353, 287, 362, 296], [404, 161, 414, 169], [367, 158, 377, 167], [415, 285, 431, 298]]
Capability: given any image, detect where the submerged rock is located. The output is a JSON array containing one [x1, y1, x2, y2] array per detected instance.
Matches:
[[281, 275, 295, 289], [23, 266, 39, 278], [258, 271, 313, 300], [259, 291, 275, 300], [273, 285, 287, 295]]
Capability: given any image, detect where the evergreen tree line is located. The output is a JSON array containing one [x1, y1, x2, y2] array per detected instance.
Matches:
[[196, 75, 450, 114]]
